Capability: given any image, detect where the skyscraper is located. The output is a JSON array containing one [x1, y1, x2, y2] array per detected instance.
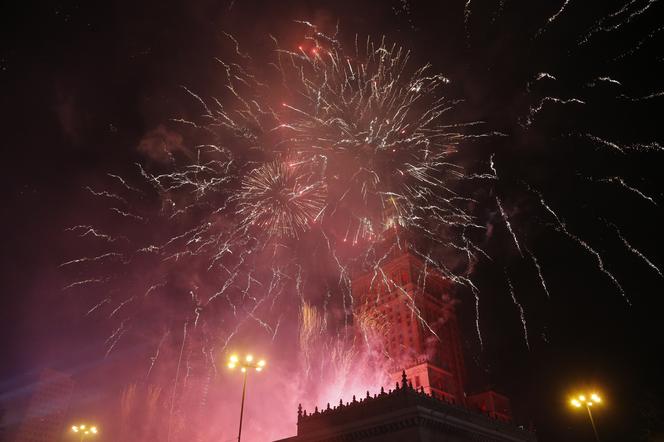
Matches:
[[351, 216, 513, 421], [351, 234, 467, 406], [13, 369, 74, 442]]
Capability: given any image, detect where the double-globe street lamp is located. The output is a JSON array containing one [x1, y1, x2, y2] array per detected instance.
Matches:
[[228, 353, 266, 442]]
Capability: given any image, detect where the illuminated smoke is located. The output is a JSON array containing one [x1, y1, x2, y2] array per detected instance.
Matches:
[[59, 6, 664, 438]]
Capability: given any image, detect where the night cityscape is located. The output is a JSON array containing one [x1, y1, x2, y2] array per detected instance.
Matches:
[[1, 1, 662, 441]]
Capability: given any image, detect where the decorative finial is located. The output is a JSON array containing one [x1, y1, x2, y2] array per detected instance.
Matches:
[[366, 390, 371, 399], [401, 370, 408, 389], [352, 395, 356, 403], [339, 398, 343, 407], [408, 380, 413, 389], [396, 381, 400, 390], [326, 402, 331, 410], [298, 403, 302, 418], [314, 406, 318, 414], [380, 386, 385, 395]]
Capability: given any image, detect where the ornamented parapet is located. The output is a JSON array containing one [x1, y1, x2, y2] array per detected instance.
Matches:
[[291, 371, 535, 442]]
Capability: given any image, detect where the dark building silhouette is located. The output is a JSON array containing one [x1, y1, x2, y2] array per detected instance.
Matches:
[[275, 220, 536, 441], [275, 372, 536, 442], [12, 369, 74, 442]]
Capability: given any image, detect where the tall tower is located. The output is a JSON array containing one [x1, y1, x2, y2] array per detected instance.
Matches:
[[351, 230, 467, 405]]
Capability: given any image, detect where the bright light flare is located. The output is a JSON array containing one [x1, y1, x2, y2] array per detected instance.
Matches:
[[570, 391, 603, 409]]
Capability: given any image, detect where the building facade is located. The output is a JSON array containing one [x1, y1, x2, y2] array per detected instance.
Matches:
[[275, 372, 536, 442], [352, 248, 467, 406], [274, 223, 536, 441]]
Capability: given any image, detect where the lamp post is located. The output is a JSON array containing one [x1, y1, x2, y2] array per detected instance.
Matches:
[[570, 392, 602, 442], [71, 424, 98, 442], [227, 353, 266, 442]]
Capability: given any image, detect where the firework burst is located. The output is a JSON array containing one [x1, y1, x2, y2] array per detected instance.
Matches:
[[60, 5, 663, 439]]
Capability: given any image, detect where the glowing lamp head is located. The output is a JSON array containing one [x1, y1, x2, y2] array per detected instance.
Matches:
[[579, 395, 586, 402], [229, 355, 239, 363], [91, 426, 98, 434], [241, 367, 247, 373], [228, 362, 236, 369], [246, 354, 254, 363], [591, 393, 601, 403], [256, 367, 263, 372], [570, 399, 582, 407], [72, 426, 79, 432], [258, 359, 266, 367]]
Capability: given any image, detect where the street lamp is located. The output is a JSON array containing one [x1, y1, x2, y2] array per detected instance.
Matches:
[[228, 353, 266, 442], [570, 392, 602, 441], [71, 424, 98, 441]]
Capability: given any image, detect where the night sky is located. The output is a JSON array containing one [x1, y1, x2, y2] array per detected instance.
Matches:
[[1, 1, 663, 441]]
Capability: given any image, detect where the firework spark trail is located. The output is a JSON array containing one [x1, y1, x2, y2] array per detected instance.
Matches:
[[531, 187, 631, 305], [614, 25, 664, 60], [586, 76, 622, 87], [147, 330, 170, 379], [59, 252, 125, 267], [593, 176, 658, 206], [105, 319, 130, 357], [469, 284, 483, 351], [527, 72, 557, 92], [85, 298, 110, 316], [110, 296, 135, 318], [578, 0, 659, 46], [62, 277, 109, 291], [583, 133, 627, 154], [410, 248, 484, 348], [619, 90, 664, 101], [463, 0, 472, 38], [496, 196, 523, 257], [109, 207, 145, 222], [526, 246, 551, 299], [85, 186, 128, 204], [66, 225, 125, 242], [526, 97, 585, 126], [505, 270, 530, 350], [605, 221, 663, 277], [537, 0, 573, 36], [108, 173, 144, 195]]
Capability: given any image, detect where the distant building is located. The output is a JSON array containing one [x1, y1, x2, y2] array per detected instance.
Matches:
[[276, 220, 536, 441], [13, 369, 74, 442], [275, 373, 536, 442]]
